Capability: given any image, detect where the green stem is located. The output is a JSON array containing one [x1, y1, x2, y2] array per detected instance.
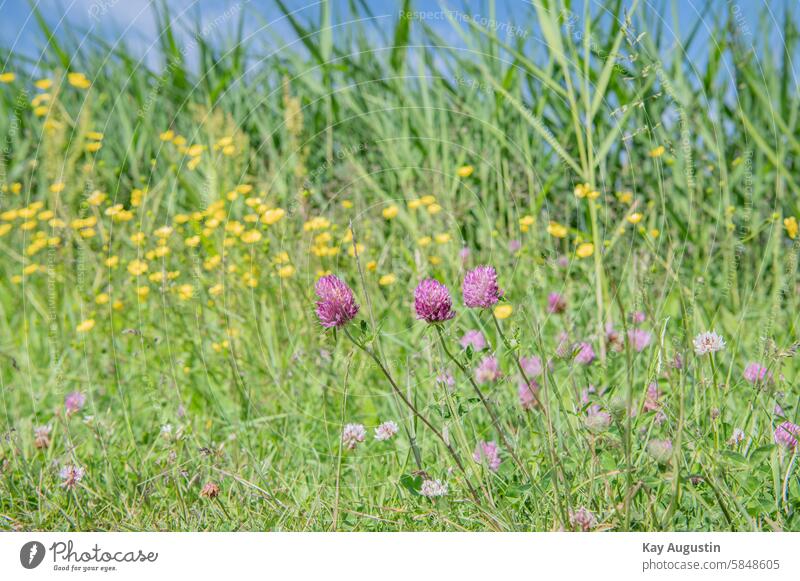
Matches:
[[434, 325, 529, 479], [709, 354, 720, 451], [343, 327, 481, 504], [491, 313, 570, 527]]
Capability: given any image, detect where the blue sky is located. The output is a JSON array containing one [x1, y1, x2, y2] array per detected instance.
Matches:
[[0, 0, 796, 72]]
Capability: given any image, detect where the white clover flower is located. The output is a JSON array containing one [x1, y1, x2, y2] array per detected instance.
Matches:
[[342, 423, 366, 450], [420, 479, 448, 498], [693, 331, 725, 356], [374, 421, 399, 441], [59, 465, 85, 489], [729, 428, 745, 445]]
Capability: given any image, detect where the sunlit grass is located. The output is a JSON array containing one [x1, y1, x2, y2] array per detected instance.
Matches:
[[0, 1, 799, 531]]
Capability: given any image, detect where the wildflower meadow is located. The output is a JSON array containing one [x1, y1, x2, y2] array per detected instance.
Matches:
[[1, 0, 799, 533]]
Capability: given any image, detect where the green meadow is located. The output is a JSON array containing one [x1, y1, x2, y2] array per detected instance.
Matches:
[[1, 1, 799, 531]]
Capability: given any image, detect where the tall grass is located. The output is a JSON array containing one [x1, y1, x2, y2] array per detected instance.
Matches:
[[0, 0, 798, 531]]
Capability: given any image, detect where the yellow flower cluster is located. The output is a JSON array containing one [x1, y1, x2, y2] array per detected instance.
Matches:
[[574, 183, 600, 200]]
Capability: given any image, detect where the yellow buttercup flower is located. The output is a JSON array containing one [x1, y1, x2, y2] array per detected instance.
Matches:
[[785, 216, 798, 240], [576, 242, 595, 258], [76, 319, 95, 333], [136, 286, 150, 300], [347, 243, 365, 257], [127, 259, 148, 276], [547, 221, 568, 238], [113, 210, 133, 222], [616, 191, 633, 204], [378, 273, 397, 286], [262, 208, 285, 225], [434, 233, 451, 244], [240, 230, 262, 244], [574, 183, 590, 198], [87, 190, 107, 205], [214, 136, 234, 149], [186, 144, 204, 157], [427, 203, 442, 215], [31, 94, 50, 107], [26, 239, 47, 256], [176, 284, 194, 300], [154, 226, 173, 238], [314, 232, 332, 245], [34, 78, 53, 90], [303, 217, 330, 231], [95, 293, 110, 305], [574, 183, 599, 200], [277, 265, 295, 278], [627, 212, 643, 225], [494, 304, 513, 319], [209, 284, 223, 296], [204, 255, 221, 270], [49, 181, 65, 193], [648, 145, 666, 158], [71, 216, 96, 229], [67, 72, 91, 89], [456, 165, 474, 178], [0, 72, 15, 83], [382, 205, 399, 219], [417, 236, 432, 247]]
